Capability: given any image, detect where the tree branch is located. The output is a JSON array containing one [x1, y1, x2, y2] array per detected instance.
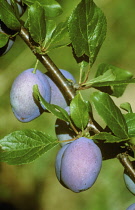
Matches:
[[117, 153, 135, 182], [19, 26, 76, 103]]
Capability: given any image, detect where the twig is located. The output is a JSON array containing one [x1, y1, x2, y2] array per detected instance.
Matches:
[[19, 26, 76, 103], [117, 153, 135, 182]]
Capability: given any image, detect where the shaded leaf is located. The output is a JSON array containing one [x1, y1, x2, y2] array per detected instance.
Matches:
[[0, 0, 21, 30], [28, 2, 46, 44], [0, 33, 9, 47], [33, 85, 71, 122], [124, 113, 135, 137], [70, 93, 90, 130], [68, 0, 107, 66], [95, 63, 133, 97], [90, 91, 129, 138], [120, 102, 133, 113], [92, 132, 128, 143], [23, 0, 63, 18]]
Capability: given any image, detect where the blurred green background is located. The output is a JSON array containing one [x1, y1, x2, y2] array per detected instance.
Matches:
[[0, 0, 135, 209]]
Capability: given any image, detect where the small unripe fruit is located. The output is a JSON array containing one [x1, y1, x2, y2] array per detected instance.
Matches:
[[126, 203, 135, 210], [10, 68, 51, 122], [55, 106, 75, 146], [55, 137, 102, 192], [46, 69, 76, 108]]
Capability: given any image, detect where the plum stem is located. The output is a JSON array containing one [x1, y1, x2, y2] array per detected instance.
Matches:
[[19, 26, 76, 103], [117, 153, 135, 182]]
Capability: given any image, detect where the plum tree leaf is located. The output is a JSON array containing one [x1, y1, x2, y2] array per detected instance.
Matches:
[[45, 20, 70, 51], [92, 132, 128, 143], [0, 0, 21, 30], [95, 63, 133, 97], [84, 69, 115, 85], [0, 33, 9, 47], [23, 0, 63, 18], [120, 102, 133, 113], [43, 20, 56, 48], [33, 85, 71, 123], [90, 92, 129, 139], [68, 0, 107, 66], [70, 93, 90, 130], [124, 113, 135, 137], [28, 2, 46, 44], [0, 130, 58, 165]]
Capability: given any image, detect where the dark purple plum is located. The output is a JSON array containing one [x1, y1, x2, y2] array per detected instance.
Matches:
[[10, 68, 51, 122], [46, 69, 76, 108], [55, 137, 102, 192]]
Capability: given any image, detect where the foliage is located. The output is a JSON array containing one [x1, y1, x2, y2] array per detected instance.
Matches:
[[0, 0, 135, 199]]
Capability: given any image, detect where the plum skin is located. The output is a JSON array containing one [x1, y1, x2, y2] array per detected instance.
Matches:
[[10, 68, 51, 122], [126, 203, 135, 210], [55, 137, 102, 192], [123, 170, 135, 195], [46, 69, 76, 108]]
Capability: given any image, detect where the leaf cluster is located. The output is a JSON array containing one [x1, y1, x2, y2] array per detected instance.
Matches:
[[0, 0, 135, 165]]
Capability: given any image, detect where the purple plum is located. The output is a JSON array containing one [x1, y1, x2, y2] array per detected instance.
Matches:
[[46, 69, 76, 108], [10, 68, 51, 122], [55, 137, 102, 192]]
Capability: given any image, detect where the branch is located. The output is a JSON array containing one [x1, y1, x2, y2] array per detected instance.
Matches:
[[19, 26, 76, 103], [117, 153, 135, 182]]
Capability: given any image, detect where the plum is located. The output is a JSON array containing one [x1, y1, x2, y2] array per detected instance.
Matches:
[[123, 162, 135, 195], [46, 69, 76, 108], [10, 68, 51, 122], [55, 144, 69, 181], [126, 203, 135, 210], [55, 137, 102, 192], [55, 106, 75, 146]]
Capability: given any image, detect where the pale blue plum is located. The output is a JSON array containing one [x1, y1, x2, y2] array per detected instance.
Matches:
[[10, 68, 51, 122], [123, 168, 135, 195], [55, 137, 102, 192], [126, 203, 135, 210], [46, 69, 76, 108]]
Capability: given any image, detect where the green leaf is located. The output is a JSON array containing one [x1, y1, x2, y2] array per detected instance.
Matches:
[[43, 19, 56, 48], [91, 78, 135, 87], [70, 93, 90, 130], [120, 102, 133, 113], [84, 69, 115, 85], [33, 85, 71, 122], [0, 33, 9, 48], [23, 0, 63, 18], [124, 113, 135, 137], [0, 0, 21, 30], [28, 2, 46, 44], [79, 61, 89, 84], [92, 132, 128, 143], [0, 130, 58, 165], [90, 91, 129, 139], [95, 63, 133, 97], [68, 0, 107, 66], [45, 20, 70, 51]]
